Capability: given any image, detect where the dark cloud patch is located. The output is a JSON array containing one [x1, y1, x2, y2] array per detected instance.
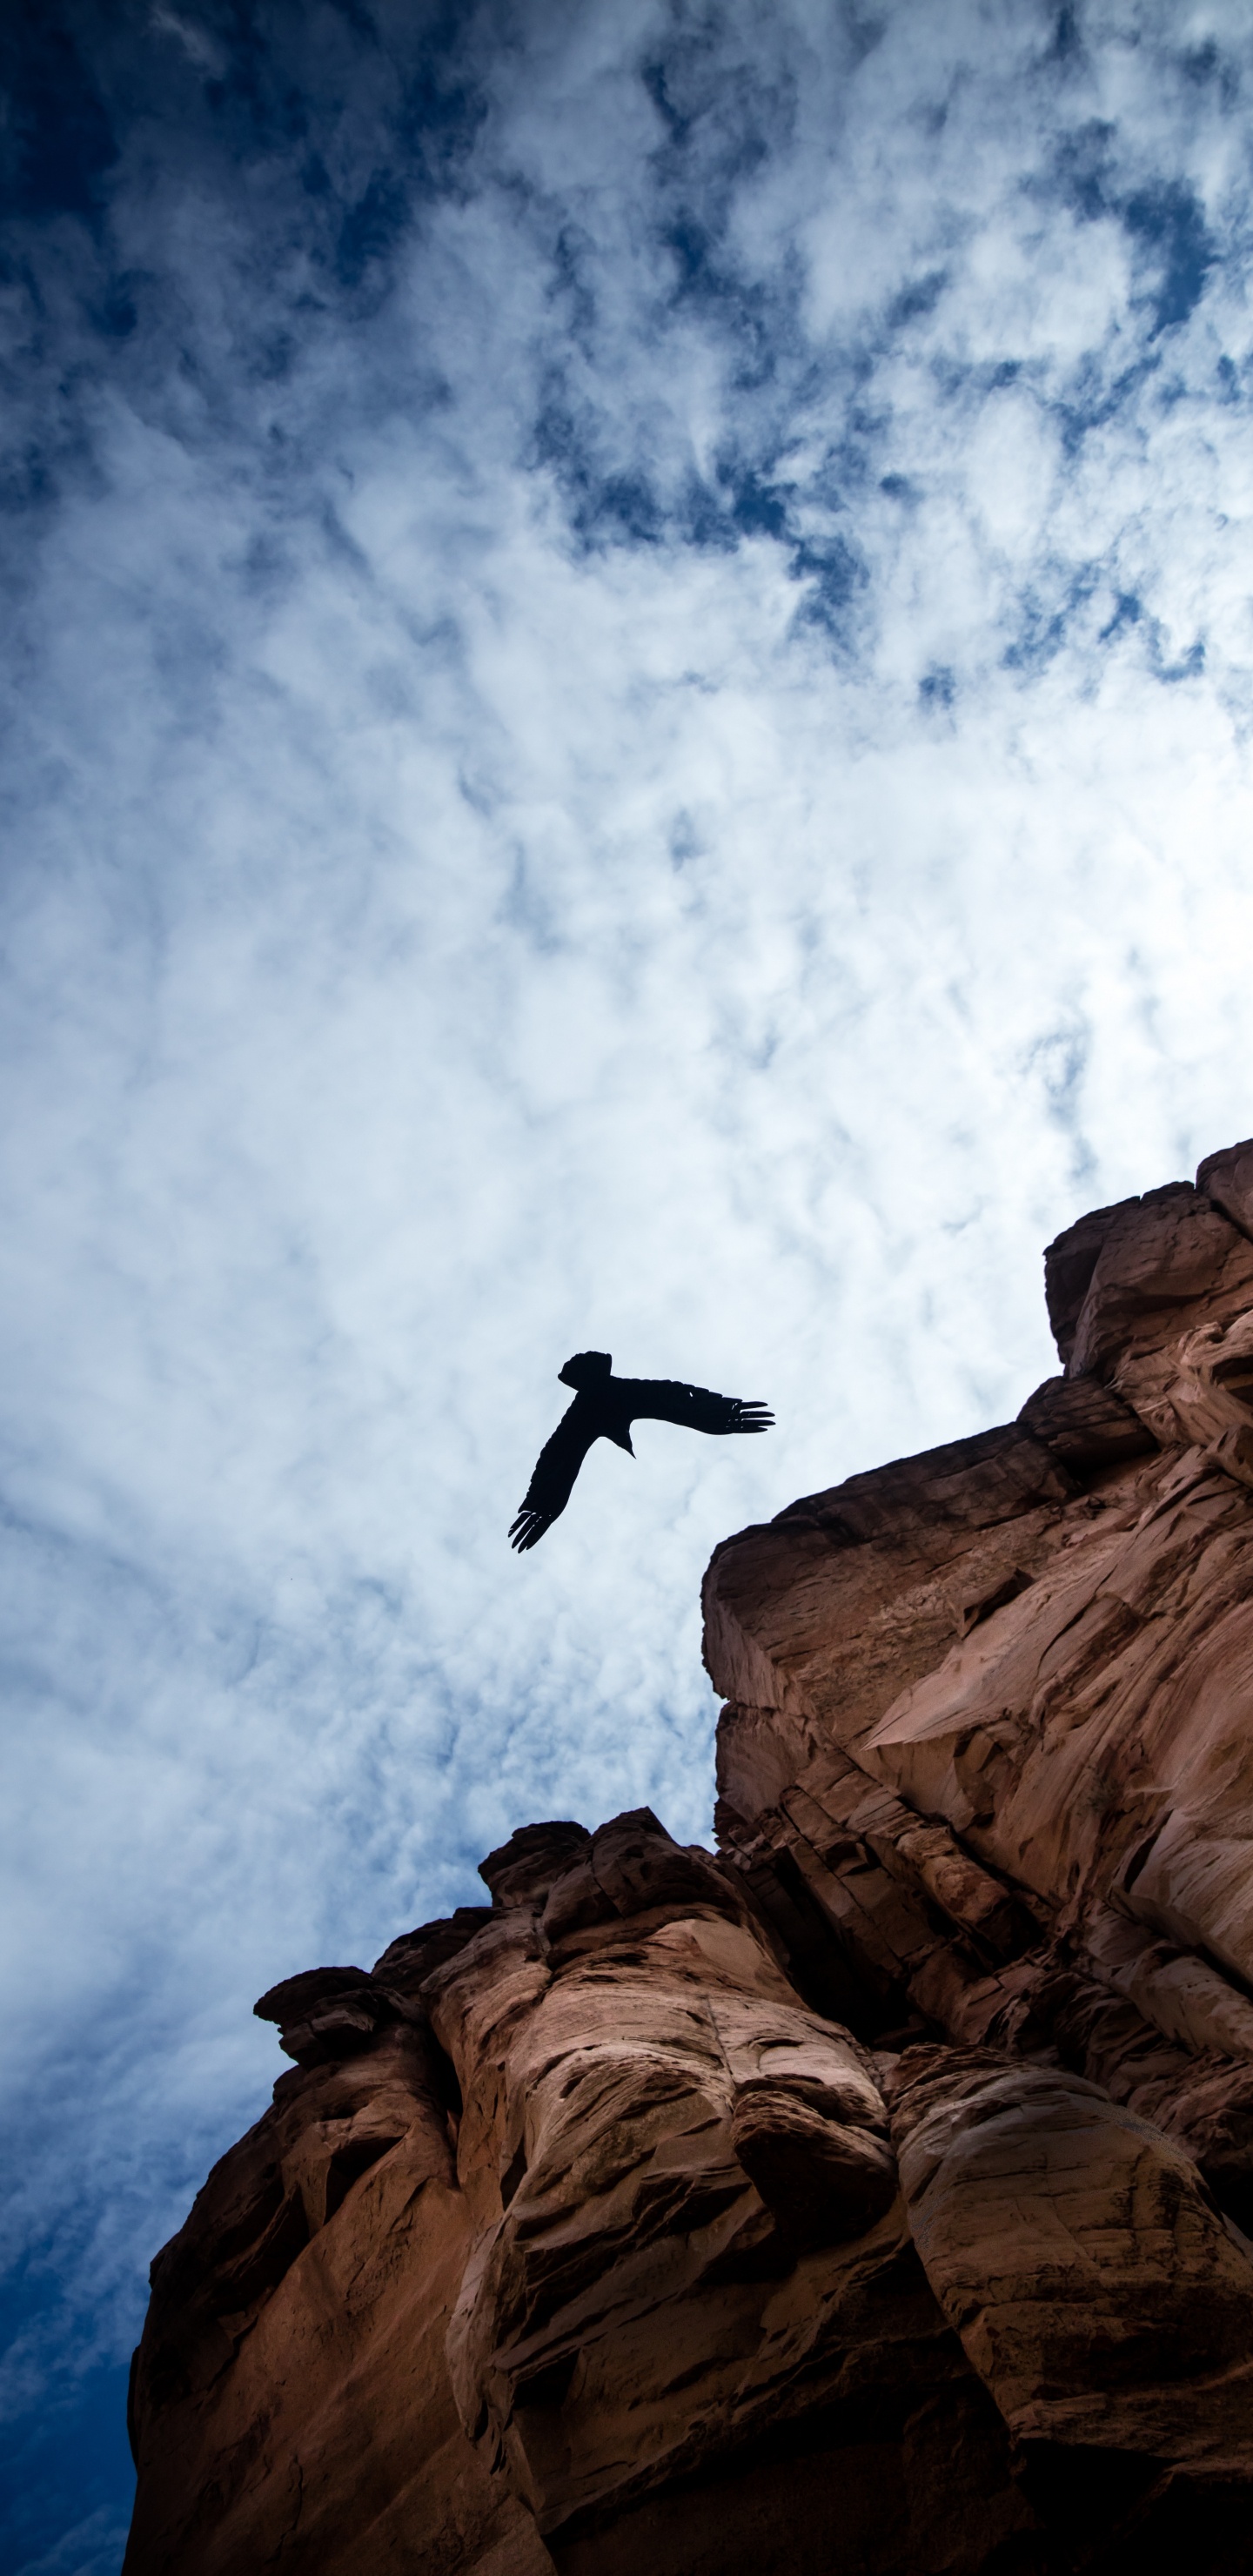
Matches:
[[300, 148, 333, 199], [641, 51, 694, 151], [1002, 562, 1100, 673], [201, 21, 307, 145], [0, 3, 117, 225], [668, 810, 701, 869], [531, 386, 667, 550], [887, 269, 947, 329], [393, 17, 491, 199], [639, 20, 800, 372], [586, 467, 667, 548], [1182, 39, 1220, 87], [1049, 4, 1082, 64], [1054, 127, 1216, 335], [1148, 626, 1204, 685], [1053, 117, 1114, 223], [531, 370, 861, 635], [1122, 179, 1215, 334], [665, 212, 714, 291], [1098, 590, 1141, 643], [0, 433, 57, 520], [1178, 38, 1239, 108], [724, 466, 788, 540], [675, 471, 739, 552], [335, 166, 411, 288], [1051, 357, 1154, 458], [546, 221, 599, 345], [1030, 1021, 1093, 1164], [91, 274, 139, 340], [499, 850, 566, 956], [641, 30, 786, 194], [0, 2265, 133, 2573], [789, 530, 864, 643], [1004, 569, 1202, 689]]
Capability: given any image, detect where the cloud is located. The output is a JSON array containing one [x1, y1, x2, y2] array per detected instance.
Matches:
[[5, 0, 1253, 2562]]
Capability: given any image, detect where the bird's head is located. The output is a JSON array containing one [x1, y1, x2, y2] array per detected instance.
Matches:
[[559, 1350, 613, 1390]]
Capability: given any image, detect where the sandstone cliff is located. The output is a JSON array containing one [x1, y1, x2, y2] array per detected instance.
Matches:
[[125, 1143, 1253, 2575]]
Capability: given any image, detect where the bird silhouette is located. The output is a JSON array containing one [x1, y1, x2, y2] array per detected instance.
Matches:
[[510, 1351, 774, 1551]]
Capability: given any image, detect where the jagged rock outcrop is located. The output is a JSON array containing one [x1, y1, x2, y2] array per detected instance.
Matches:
[[125, 1144, 1253, 2574]]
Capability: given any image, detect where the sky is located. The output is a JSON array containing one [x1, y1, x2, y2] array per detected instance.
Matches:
[[3, 0, 1253, 2565]]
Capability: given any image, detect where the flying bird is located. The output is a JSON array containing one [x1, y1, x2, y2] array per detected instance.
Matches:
[[510, 1351, 774, 1551]]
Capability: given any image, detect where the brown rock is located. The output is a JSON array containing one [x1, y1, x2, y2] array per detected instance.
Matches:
[[1042, 1196, 1139, 1366], [1015, 1371, 1156, 1471], [729, 2086, 898, 2247], [479, 1821, 591, 1908], [888, 2045, 1253, 2463], [124, 2023, 552, 2574], [424, 1812, 928, 2539], [126, 1821, 1040, 2574], [252, 1964, 399, 2064], [126, 1140, 1253, 2573], [1198, 1137, 1253, 1245]]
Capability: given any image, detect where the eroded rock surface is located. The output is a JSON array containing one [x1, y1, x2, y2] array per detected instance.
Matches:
[[126, 1142, 1253, 2573]]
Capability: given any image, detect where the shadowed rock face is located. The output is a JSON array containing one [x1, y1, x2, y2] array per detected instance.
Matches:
[[126, 1144, 1253, 2574]]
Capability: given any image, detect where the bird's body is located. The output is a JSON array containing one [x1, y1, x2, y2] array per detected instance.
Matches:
[[510, 1351, 773, 1550]]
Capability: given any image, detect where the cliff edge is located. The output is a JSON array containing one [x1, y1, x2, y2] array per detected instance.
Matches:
[[125, 1142, 1253, 2575]]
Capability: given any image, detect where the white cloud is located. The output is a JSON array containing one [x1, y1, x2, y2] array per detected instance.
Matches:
[[6, 0, 1253, 2559]]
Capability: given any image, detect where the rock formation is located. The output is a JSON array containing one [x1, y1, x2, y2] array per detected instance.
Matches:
[[125, 1144, 1253, 2574]]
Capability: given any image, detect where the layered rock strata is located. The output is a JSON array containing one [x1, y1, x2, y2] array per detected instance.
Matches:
[[126, 1143, 1253, 2574]]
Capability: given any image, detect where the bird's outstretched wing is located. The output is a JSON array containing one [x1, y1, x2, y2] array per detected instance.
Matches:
[[623, 1379, 774, 1436], [509, 1403, 600, 1551]]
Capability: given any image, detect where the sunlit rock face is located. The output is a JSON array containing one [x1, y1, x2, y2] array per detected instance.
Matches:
[[127, 1143, 1253, 2575]]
